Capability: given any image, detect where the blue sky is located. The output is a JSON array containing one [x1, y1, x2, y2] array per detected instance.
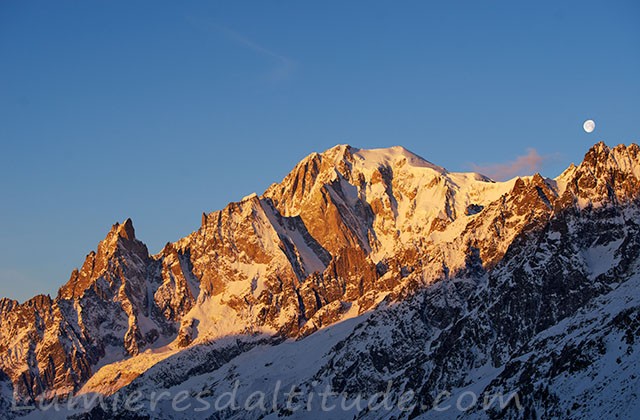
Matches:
[[1, 1, 639, 301]]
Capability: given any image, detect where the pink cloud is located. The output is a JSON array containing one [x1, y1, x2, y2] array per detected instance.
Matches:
[[471, 148, 546, 181]]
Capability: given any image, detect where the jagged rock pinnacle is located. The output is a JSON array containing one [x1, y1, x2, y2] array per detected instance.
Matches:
[[111, 217, 136, 241]]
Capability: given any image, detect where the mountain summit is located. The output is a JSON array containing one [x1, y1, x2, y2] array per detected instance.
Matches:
[[1, 142, 640, 419]]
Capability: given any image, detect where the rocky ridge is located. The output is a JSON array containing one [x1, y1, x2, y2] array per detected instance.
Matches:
[[1, 141, 639, 419]]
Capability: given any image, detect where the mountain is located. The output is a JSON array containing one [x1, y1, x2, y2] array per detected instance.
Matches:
[[1, 142, 640, 419]]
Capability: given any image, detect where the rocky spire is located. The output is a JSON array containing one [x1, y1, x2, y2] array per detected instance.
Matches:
[[558, 142, 640, 207]]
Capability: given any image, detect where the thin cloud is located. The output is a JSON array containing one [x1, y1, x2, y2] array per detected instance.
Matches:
[[471, 148, 547, 181], [187, 16, 296, 82]]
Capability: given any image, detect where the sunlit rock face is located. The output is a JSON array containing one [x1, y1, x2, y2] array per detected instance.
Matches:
[[2, 142, 640, 419]]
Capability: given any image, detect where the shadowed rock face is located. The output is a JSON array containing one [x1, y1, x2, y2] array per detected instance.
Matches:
[[2, 142, 640, 419]]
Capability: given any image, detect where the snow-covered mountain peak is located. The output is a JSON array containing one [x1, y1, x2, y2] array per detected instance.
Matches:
[[564, 141, 640, 178], [4, 142, 640, 419], [583, 141, 640, 173], [351, 144, 447, 174], [555, 142, 640, 208], [257, 144, 529, 272]]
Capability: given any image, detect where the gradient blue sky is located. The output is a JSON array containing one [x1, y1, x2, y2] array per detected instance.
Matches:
[[1, 1, 639, 301]]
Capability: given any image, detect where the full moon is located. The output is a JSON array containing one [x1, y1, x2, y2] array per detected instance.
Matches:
[[583, 119, 596, 133]]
